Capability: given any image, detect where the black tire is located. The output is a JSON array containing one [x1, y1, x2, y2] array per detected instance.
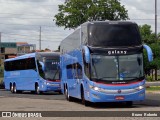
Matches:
[[64, 86, 67, 99], [35, 84, 41, 95], [13, 84, 17, 93], [10, 84, 14, 93], [12, 83, 22, 94], [81, 87, 90, 106], [65, 86, 72, 101]]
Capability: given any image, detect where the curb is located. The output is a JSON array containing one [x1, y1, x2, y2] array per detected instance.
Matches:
[[146, 91, 160, 94]]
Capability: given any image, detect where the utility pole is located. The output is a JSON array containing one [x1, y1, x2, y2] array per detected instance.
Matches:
[[0, 32, 1, 66], [155, 0, 157, 42], [0, 32, 1, 53], [155, 0, 158, 80], [39, 26, 41, 51]]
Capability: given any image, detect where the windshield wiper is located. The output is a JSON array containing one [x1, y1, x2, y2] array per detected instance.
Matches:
[[91, 62, 98, 79], [91, 77, 115, 81], [122, 77, 139, 79], [98, 77, 115, 79], [52, 69, 59, 80]]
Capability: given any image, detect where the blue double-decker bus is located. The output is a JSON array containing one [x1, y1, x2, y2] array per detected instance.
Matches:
[[4, 52, 61, 94], [60, 21, 153, 106]]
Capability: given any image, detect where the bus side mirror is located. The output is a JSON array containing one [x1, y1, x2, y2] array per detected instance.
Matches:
[[82, 46, 90, 63], [143, 44, 153, 62], [39, 61, 45, 71]]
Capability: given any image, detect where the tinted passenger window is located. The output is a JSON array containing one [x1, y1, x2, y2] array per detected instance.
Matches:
[[4, 57, 36, 71]]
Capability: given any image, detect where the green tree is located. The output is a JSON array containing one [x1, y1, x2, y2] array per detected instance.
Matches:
[[54, 0, 129, 29], [144, 43, 160, 80], [139, 24, 160, 80], [139, 24, 156, 44]]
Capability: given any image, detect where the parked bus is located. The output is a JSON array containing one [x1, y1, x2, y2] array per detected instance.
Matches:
[[4, 52, 61, 94], [60, 21, 153, 106]]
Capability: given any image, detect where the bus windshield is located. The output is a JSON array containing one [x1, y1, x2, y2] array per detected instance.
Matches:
[[44, 59, 60, 80], [88, 23, 141, 47], [90, 54, 144, 81]]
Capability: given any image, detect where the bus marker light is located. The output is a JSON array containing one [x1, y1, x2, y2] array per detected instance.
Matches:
[[92, 93, 100, 99], [139, 93, 144, 97]]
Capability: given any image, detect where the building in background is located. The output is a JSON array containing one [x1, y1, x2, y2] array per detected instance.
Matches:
[[17, 42, 36, 56], [0, 42, 36, 66]]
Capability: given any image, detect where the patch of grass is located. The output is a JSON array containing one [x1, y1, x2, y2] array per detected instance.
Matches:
[[146, 86, 160, 91], [0, 77, 4, 89], [146, 75, 160, 82], [0, 78, 3, 83], [146, 76, 153, 81]]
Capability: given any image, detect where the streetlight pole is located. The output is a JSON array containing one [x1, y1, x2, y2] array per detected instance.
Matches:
[[39, 26, 41, 51], [155, 0, 157, 42], [0, 32, 1, 66], [0, 32, 1, 53]]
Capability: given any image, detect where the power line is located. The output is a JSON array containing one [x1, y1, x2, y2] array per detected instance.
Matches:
[[0, 23, 55, 27], [2, 35, 63, 40], [0, 16, 51, 19], [0, 1, 59, 6], [130, 19, 155, 20], [155, 0, 158, 41], [0, 12, 54, 18], [2, 33, 63, 41], [2, 36, 61, 42], [2, 32, 62, 37]]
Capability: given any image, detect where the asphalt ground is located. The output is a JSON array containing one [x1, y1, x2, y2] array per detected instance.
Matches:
[[0, 89, 160, 120]]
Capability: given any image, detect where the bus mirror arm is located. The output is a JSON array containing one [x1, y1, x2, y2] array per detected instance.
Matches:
[[39, 61, 45, 71], [143, 44, 153, 62], [82, 46, 90, 63]]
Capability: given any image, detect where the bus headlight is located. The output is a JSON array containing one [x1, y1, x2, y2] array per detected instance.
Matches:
[[89, 85, 100, 91], [94, 87, 99, 91], [136, 85, 145, 90], [47, 82, 50, 85], [139, 85, 144, 90]]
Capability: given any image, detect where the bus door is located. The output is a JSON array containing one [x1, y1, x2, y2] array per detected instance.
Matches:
[[74, 63, 82, 98], [66, 63, 82, 98], [66, 64, 76, 96]]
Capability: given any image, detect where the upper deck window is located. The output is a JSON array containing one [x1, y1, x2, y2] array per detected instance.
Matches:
[[88, 23, 141, 47]]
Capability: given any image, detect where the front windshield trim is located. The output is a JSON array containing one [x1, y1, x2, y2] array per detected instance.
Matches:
[[91, 76, 145, 83]]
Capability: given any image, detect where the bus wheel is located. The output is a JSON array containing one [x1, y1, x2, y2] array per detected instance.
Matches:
[[13, 84, 17, 93], [35, 84, 41, 95], [81, 88, 90, 106], [65, 87, 72, 101], [10, 84, 14, 93]]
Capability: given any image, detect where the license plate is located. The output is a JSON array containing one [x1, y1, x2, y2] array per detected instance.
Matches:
[[115, 96, 124, 100]]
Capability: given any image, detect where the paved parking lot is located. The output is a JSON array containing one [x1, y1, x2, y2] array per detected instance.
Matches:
[[0, 89, 160, 119]]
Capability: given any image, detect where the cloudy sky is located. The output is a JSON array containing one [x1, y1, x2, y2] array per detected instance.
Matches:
[[0, 0, 159, 51]]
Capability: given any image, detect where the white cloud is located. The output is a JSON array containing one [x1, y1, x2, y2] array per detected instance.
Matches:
[[0, 0, 159, 51], [0, 0, 72, 50], [121, 0, 160, 33]]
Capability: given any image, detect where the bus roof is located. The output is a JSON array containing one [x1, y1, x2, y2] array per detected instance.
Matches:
[[37, 52, 60, 57], [5, 53, 36, 62], [81, 21, 137, 26], [4, 52, 60, 62]]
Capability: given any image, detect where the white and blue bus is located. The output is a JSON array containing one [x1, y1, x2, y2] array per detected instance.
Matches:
[[60, 21, 153, 106], [4, 52, 61, 94]]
